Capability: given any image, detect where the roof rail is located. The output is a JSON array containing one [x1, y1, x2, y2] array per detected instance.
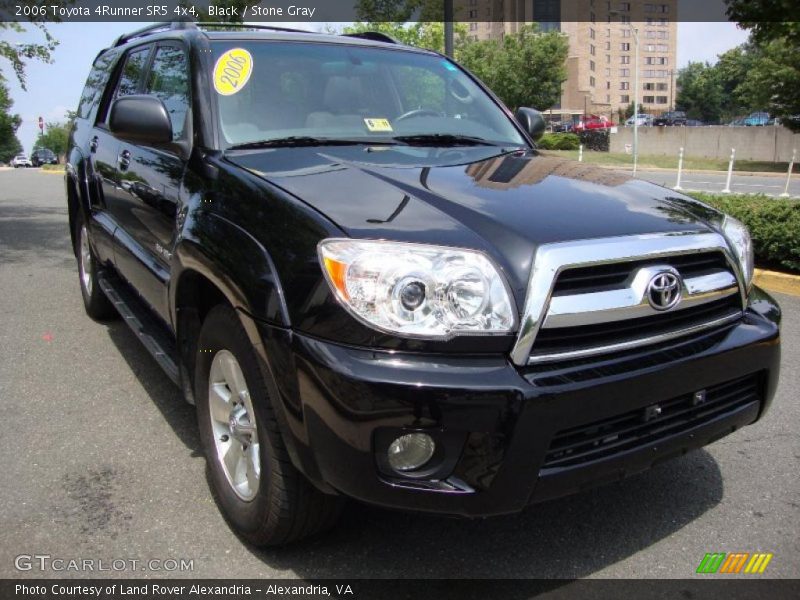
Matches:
[[197, 22, 315, 34], [112, 21, 196, 47], [342, 32, 399, 44]]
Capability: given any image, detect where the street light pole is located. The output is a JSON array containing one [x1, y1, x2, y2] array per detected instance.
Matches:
[[611, 11, 640, 177], [632, 25, 639, 177]]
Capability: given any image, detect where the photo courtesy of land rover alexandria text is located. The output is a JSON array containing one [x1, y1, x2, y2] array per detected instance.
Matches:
[[64, 22, 781, 545]]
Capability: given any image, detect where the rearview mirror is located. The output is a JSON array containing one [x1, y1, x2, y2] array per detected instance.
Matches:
[[109, 95, 173, 145], [515, 107, 546, 141]]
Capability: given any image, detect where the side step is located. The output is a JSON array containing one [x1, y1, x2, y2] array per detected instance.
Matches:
[[97, 271, 180, 385]]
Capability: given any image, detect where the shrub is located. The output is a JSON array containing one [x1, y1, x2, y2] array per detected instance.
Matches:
[[578, 129, 610, 151], [537, 133, 580, 151], [689, 193, 800, 273]]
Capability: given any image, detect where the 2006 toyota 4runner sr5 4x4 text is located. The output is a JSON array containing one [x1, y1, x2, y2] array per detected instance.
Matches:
[[65, 22, 781, 545]]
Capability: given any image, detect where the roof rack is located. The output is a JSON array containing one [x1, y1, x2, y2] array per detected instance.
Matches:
[[342, 32, 398, 44], [112, 21, 195, 47]]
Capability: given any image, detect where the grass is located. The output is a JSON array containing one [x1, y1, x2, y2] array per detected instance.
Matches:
[[541, 150, 798, 173], [41, 164, 65, 172]]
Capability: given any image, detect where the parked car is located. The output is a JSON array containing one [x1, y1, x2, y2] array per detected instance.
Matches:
[[550, 120, 575, 133], [744, 112, 770, 126], [729, 117, 747, 127], [66, 22, 781, 546], [685, 119, 705, 127], [653, 111, 687, 126], [11, 154, 32, 168], [31, 148, 58, 166], [625, 114, 653, 127], [575, 115, 612, 131]]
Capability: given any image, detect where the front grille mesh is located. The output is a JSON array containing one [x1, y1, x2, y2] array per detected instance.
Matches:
[[531, 251, 741, 361], [532, 296, 742, 357], [552, 251, 730, 296], [542, 374, 761, 470]]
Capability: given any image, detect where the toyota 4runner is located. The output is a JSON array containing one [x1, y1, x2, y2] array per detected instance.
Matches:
[[65, 22, 781, 545]]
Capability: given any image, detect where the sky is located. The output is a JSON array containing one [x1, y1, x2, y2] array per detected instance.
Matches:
[[2, 20, 750, 153]]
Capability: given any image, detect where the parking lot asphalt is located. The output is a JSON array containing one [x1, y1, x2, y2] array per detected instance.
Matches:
[[631, 169, 800, 198], [1, 168, 797, 579]]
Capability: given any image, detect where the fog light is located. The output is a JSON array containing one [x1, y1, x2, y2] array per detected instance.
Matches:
[[387, 433, 435, 472]]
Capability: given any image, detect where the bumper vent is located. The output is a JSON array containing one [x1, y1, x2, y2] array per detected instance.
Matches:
[[542, 374, 761, 470]]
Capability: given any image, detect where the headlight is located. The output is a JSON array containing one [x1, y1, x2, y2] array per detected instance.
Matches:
[[722, 215, 754, 289], [318, 239, 516, 338]]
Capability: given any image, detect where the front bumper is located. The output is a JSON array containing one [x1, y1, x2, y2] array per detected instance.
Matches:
[[257, 288, 780, 517]]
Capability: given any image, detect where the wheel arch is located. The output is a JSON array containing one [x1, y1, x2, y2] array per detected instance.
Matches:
[[64, 152, 89, 253], [170, 238, 314, 485]]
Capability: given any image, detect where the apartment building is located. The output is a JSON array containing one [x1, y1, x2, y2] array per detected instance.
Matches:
[[457, 0, 678, 121]]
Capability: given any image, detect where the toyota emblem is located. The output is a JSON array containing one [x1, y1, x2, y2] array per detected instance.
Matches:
[[647, 270, 682, 311]]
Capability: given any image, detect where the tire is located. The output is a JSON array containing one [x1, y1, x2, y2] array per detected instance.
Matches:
[[195, 304, 343, 546], [74, 213, 117, 320]]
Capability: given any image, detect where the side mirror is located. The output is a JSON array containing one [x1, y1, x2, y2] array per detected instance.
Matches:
[[515, 107, 546, 142], [109, 95, 172, 145]]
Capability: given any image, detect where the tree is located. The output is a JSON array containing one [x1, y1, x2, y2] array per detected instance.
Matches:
[[0, 0, 60, 90], [457, 24, 569, 111], [355, 0, 443, 22], [725, 1, 800, 131], [725, 1, 800, 46], [0, 74, 23, 163], [675, 62, 724, 123], [34, 119, 70, 158], [714, 44, 756, 120], [342, 21, 467, 53]]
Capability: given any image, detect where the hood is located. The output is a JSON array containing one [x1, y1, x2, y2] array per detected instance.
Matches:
[[227, 147, 717, 301]]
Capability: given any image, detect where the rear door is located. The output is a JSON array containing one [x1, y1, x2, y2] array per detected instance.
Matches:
[[111, 41, 191, 323]]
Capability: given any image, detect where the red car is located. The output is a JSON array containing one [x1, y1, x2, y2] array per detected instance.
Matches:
[[575, 115, 612, 131]]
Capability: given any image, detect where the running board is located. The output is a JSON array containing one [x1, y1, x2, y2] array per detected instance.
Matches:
[[97, 271, 180, 385]]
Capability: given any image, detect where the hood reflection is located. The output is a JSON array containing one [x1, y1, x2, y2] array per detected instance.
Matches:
[[466, 154, 631, 190]]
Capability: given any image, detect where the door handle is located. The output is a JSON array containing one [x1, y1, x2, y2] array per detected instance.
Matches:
[[118, 149, 131, 171], [89, 136, 99, 153]]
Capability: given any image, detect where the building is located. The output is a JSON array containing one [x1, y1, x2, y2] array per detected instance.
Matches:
[[457, 0, 678, 122]]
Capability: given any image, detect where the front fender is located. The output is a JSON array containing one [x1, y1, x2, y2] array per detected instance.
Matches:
[[170, 211, 290, 329]]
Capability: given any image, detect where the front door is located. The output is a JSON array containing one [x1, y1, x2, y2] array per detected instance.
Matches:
[[111, 42, 191, 323]]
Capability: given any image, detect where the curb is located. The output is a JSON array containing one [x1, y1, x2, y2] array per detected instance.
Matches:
[[754, 268, 800, 297], [40, 168, 66, 175]]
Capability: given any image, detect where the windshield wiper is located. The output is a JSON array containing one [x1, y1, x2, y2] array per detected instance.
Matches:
[[390, 134, 497, 147], [227, 136, 396, 150]]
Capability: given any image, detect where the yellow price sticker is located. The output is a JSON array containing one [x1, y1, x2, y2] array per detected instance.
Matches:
[[213, 48, 253, 96], [364, 118, 393, 133]]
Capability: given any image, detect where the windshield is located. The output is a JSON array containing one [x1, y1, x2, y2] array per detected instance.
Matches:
[[211, 41, 527, 148]]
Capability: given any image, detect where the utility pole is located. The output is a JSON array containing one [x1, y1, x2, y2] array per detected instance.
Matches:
[[670, 69, 676, 110], [444, 0, 454, 58]]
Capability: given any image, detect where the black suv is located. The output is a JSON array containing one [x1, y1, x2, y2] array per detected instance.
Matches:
[[65, 22, 780, 546], [31, 148, 58, 166], [653, 110, 687, 126]]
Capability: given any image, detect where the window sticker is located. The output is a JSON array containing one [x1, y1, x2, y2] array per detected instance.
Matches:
[[364, 118, 393, 133], [213, 48, 253, 96]]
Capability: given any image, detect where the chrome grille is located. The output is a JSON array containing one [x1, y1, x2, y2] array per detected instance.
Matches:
[[552, 251, 729, 296], [509, 232, 746, 366]]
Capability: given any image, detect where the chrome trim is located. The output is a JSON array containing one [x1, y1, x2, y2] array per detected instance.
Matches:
[[509, 231, 746, 366], [527, 310, 743, 364], [543, 266, 738, 329]]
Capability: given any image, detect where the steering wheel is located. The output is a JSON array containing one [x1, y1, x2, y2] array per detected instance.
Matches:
[[395, 108, 440, 122]]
